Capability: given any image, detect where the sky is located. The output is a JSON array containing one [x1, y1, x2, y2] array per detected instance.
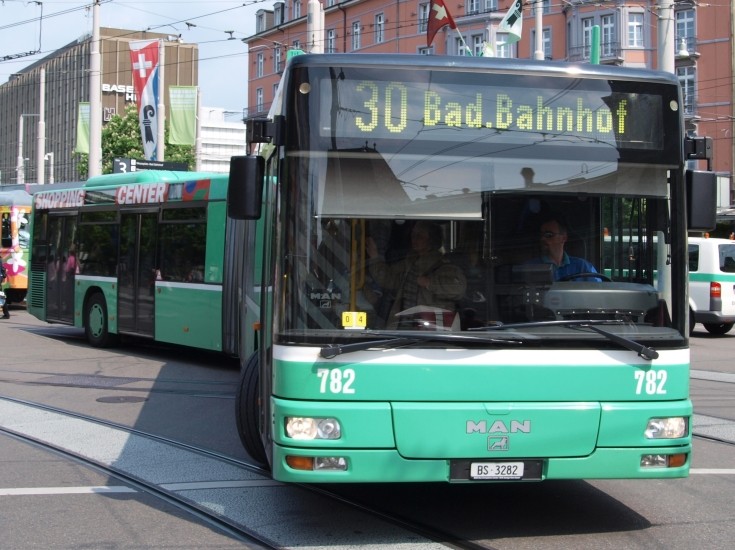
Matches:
[[0, 0, 277, 116]]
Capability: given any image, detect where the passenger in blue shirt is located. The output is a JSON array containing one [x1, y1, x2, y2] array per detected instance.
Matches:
[[531, 217, 601, 282]]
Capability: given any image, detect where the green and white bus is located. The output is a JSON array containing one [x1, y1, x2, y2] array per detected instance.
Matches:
[[28, 170, 253, 354], [227, 53, 716, 483]]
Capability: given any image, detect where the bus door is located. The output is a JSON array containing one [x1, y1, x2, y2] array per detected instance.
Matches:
[[45, 213, 77, 323], [118, 211, 158, 337]]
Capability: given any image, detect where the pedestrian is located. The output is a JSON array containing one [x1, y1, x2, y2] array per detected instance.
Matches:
[[0, 263, 9, 319]]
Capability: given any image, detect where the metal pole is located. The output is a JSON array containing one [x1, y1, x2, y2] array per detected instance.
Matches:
[[37, 68, 46, 185], [534, 1, 544, 60], [16, 115, 24, 185], [45, 153, 55, 184], [590, 25, 600, 65], [88, 0, 102, 177], [195, 87, 202, 171], [157, 39, 166, 161], [657, 0, 675, 73]]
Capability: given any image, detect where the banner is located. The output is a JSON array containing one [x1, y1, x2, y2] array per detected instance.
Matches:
[[426, 0, 457, 48], [129, 39, 161, 160], [74, 102, 90, 154], [499, 0, 523, 45], [169, 86, 198, 145]]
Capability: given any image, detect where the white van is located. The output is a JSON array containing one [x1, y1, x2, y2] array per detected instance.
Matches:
[[688, 236, 735, 335]]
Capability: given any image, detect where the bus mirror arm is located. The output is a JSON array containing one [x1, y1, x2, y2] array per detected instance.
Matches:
[[246, 116, 284, 146]]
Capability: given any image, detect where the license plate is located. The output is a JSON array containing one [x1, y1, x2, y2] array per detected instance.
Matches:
[[470, 461, 524, 480]]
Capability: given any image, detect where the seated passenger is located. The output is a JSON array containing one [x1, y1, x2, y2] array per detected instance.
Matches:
[[367, 221, 467, 329], [529, 217, 600, 281]]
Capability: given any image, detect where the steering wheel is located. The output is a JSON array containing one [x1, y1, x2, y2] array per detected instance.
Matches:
[[559, 272, 612, 282]]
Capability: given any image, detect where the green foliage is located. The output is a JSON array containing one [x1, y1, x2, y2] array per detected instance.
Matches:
[[75, 104, 195, 178]]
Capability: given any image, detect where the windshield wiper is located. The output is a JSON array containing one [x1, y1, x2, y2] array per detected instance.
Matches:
[[583, 324, 659, 360], [319, 331, 520, 359], [472, 319, 658, 360]]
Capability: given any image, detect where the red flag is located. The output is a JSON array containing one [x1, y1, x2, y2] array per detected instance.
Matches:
[[426, 0, 457, 48]]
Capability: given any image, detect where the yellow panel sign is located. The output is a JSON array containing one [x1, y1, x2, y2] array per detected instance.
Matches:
[[342, 311, 367, 330]]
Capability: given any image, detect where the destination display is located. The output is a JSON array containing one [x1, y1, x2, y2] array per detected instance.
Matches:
[[318, 70, 672, 152]]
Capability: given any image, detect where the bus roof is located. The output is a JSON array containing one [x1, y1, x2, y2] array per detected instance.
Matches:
[[84, 170, 226, 187], [0, 189, 32, 206], [284, 53, 680, 86]]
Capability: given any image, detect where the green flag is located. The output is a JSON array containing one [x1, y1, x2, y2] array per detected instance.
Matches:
[[169, 86, 198, 145], [74, 102, 90, 154]]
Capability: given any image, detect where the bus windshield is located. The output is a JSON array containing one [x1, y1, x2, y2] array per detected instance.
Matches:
[[275, 62, 682, 344]]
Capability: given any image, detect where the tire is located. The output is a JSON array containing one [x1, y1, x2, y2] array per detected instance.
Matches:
[[689, 308, 696, 336], [703, 322, 734, 335], [235, 352, 269, 466], [84, 292, 116, 348]]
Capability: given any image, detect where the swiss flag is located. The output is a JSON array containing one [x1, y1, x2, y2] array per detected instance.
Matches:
[[426, 0, 457, 48]]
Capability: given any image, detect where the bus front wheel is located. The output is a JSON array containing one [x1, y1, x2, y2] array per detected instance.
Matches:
[[84, 293, 116, 348], [235, 353, 268, 466]]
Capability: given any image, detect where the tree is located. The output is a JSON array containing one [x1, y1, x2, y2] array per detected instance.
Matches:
[[76, 104, 196, 178]]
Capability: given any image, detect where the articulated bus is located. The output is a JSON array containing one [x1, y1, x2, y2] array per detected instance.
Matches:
[[27, 170, 249, 354], [0, 189, 32, 304], [227, 54, 716, 483]]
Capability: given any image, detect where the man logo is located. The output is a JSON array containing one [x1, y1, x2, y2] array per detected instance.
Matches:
[[488, 436, 509, 451]]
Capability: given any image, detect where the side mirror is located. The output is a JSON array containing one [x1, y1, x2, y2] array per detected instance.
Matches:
[[686, 170, 717, 231], [228, 155, 264, 220]]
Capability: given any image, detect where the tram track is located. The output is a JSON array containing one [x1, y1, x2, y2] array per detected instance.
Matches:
[[0, 373, 236, 399], [0, 395, 490, 550], [0, 425, 277, 549]]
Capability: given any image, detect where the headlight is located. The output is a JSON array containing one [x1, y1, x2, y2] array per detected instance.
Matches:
[[285, 417, 341, 440], [644, 417, 688, 439]]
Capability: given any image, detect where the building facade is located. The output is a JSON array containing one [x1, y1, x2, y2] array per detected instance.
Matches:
[[0, 28, 198, 184], [245, 0, 734, 201], [199, 108, 247, 173]]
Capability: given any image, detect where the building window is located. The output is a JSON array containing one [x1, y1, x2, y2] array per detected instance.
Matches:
[[677, 66, 696, 115], [293, 39, 301, 50], [352, 22, 361, 50], [582, 17, 593, 59], [457, 37, 467, 55], [256, 12, 266, 33], [256, 88, 264, 113], [418, 47, 432, 55], [601, 14, 615, 57], [496, 33, 512, 58], [531, 28, 552, 59], [375, 13, 384, 44], [257, 52, 264, 78], [326, 0, 336, 6], [293, 0, 301, 20], [274, 4, 283, 25], [484, 0, 497, 11], [467, 0, 479, 15], [627, 12, 644, 48], [419, 3, 429, 33], [676, 9, 695, 53], [326, 29, 336, 53], [274, 47, 282, 73], [533, 0, 550, 15], [472, 35, 484, 57]]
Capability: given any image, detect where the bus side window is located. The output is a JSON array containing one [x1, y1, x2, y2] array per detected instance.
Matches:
[[1, 213, 11, 248]]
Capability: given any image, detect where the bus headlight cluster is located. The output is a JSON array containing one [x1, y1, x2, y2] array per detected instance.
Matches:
[[285, 455, 348, 471], [644, 417, 688, 439], [285, 417, 341, 440], [640, 453, 688, 468]]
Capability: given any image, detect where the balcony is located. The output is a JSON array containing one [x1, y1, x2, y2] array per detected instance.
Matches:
[[567, 42, 623, 64]]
